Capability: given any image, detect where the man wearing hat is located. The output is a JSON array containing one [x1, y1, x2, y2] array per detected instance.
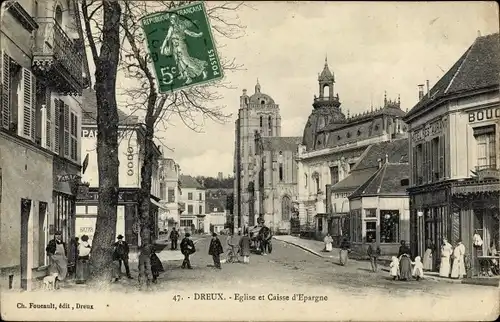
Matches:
[[113, 235, 132, 279], [180, 233, 196, 269], [209, 232, 224, 269]]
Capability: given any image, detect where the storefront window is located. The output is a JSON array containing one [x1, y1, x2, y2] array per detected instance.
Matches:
[[365, 221, 376, 242], [380, 210, 400, 243]]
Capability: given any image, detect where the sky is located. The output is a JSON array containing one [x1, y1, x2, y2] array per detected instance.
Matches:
[[87, 1, 499, 178]]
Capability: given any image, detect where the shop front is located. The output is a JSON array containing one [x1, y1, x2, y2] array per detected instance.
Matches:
[[76, 188, 161, 247], [409, 182, 451, 271], [451, 173, 500, 276]]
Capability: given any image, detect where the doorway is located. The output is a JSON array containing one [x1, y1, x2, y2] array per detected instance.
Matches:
[[20, 199, 32, 290], [38, 202, 47, 267]]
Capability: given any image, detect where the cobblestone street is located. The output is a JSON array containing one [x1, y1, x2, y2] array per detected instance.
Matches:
[[6, 237, 494, 321]]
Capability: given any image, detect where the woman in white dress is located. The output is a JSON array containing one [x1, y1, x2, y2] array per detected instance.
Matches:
[[450, 240, 466, 279], [324, 234, 333, 252], [439, 238, 453, 277]]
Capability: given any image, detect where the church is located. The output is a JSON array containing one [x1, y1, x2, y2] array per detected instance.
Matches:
[[233, 81, 301, 233]]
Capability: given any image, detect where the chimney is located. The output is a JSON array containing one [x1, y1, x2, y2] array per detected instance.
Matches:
[[418, 84, 424, 100], [426, 80, 430, 95], [477, 30, 481, 37]]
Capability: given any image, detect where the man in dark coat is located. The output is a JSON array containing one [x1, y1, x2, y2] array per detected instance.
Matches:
[[113, 235, 132, 279], [170, 228, 179, 250], [180, 233, 196, 269], [209, 232, 224, 269], [367, 239, 382, 272]]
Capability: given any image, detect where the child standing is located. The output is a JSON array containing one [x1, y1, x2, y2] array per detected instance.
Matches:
[[390, 256, 399, 280], [412, 256, 424, 281]]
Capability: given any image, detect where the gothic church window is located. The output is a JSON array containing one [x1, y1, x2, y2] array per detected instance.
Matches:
[[278, 151, 284, 181], [268, 116, 272, 135], [281, 195, 291, 221]]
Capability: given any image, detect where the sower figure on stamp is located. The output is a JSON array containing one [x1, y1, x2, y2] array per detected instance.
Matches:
[[209, 232, 224, 269], [113, 235, 133, 279], [180, 233, 196, 269]]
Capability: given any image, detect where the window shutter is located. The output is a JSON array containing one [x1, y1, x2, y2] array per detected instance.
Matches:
[[439, 136, 445, 179], [64, 103, 70, 157], [45, 90, 52, 148], [54, 99, 60, 154], [22, 68, 33, 138], [31, 74, 36, 140], [1, 52, 10, 129], [70, 112, 77, 160]]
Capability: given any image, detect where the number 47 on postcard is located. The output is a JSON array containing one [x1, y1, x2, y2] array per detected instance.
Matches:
[[140, 2, 224, 93]]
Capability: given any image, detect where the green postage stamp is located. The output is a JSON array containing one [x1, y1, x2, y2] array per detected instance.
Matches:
[[140, 2, 223, 93]]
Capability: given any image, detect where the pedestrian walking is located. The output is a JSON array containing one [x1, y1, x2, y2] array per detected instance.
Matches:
[[450, 240, 466, 279], [150, 248, 164, 284], [339, 236, 351, 266], [170, 228, 179, 250], [180, 233, 196, 269], [398, 240, 412, 281], [138, 243, 155, 289], [367, 239, 381, 272], [75, 235, 91, 284], [209, 232, 224, 269], [324, 233, 333, 252], [390, 256, 399, 280], [412, 256, 424, 281], [239, 231, 251, 264], [113, 235, 133, 279]]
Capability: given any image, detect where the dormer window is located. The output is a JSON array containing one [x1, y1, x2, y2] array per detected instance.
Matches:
[[261, 100, 265, 105], [357, 130, 361, 136], [374, 125, 379, 131], [337, 135, 341, 140], [347, 132, 351, 138]]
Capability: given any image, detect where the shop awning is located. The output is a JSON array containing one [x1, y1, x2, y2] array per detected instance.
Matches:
[[150, 198, 168, 210]]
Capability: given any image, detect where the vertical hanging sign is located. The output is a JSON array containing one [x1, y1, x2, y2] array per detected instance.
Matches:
[[140, 2, 224, 93]]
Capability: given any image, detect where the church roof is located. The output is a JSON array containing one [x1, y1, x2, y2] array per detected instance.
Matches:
[[248, 80, 276, 105], [261, 137, 302, 151], [349, 163, 410, 198], [405, 32, 500, 120], [82, 89, 138, 125]]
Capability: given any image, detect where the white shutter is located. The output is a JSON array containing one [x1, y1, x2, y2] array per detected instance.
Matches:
[[63, 103, 70, 157], [22, 68, 32, 138], [54, 99, 60, 154], [70, 112, 78, 161], [1, 52, 10, 129], [31, 74, 36, 140]]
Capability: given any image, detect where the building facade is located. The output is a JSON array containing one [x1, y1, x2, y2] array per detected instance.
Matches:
[[233, 81, 283, 231], [404, 33, 500, 273], [178, 174, 205, 233], [0, 0, 89, 290], [296, 59, 408, 240], [254, 134, 301, 233], [158, 157, 181, 232], [75, 90, 163, 247]]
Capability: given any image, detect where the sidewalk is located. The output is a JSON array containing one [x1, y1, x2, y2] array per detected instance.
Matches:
[[127, 236, 206, 263], [273, 235, 479, 285]]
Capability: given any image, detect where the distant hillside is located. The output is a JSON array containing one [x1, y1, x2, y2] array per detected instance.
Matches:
[[196, 176, 234, 189]]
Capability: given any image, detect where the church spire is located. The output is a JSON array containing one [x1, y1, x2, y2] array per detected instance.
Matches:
[[255, 78, 261, 93]]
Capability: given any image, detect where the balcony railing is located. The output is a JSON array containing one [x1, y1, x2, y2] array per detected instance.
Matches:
[[32, 17, 83, 95]]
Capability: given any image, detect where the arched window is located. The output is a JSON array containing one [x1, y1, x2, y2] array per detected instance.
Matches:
[[281, 195, 291, 221], [55, 4, 63, 26], [278, 151, 284, 181], [304, 173, 308, 187], [260, 100, 265, 105], [323, 84, 330, 98], [312, 171, 320, 193]]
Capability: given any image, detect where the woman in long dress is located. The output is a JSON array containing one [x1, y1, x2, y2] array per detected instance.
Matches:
[[398, 240, 412, 281], [450, 240, 466, 279], [423, 239, 433, 271], [439, 238, 453, 277], [46, 231, 68, 282], [339, 236, 350, 266], [160, 14, 208, 85], [324, 234, 333, 252]]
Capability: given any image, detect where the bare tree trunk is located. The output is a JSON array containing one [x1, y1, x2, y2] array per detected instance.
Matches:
[[85, 0, 122, 281], [138, 117, 156, 246]]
